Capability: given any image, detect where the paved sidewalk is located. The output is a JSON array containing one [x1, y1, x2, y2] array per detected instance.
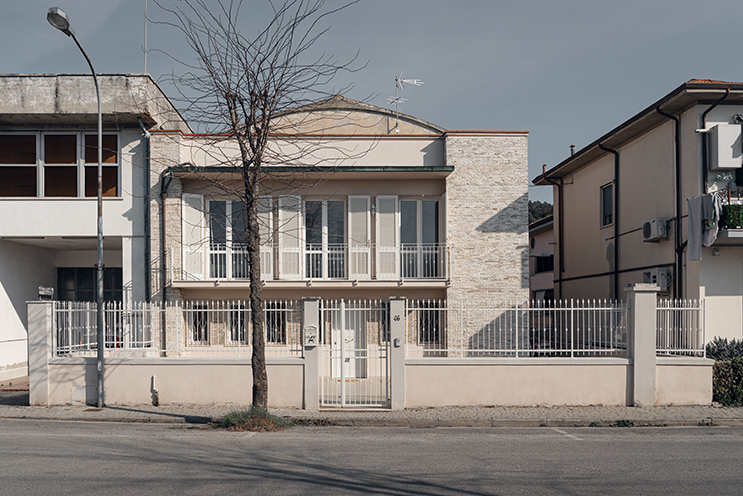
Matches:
[[4, 376, 743, 427], [1, 398, 743, 427]]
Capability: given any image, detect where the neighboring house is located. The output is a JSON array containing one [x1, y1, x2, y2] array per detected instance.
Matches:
[[529, 215, 554, 301], [535, 78, 743, 342], [0, 74, 190, 381]]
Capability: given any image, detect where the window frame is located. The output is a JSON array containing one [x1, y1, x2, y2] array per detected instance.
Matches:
[[0, 131, 120, 198], [600, 183, 614, 228]]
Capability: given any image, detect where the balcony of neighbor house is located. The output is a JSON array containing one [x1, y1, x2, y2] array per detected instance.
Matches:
[[713, 187, 743, 245], [166, 241, 451, 289]]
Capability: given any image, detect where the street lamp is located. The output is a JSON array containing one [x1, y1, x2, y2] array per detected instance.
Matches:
[[47, 6, 105, 408]]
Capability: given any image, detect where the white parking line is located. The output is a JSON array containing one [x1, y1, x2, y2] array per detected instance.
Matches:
[[551, 428, 583, 441]]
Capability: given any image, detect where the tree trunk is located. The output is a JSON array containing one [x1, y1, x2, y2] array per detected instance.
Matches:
[[245, 186, 268, 410]]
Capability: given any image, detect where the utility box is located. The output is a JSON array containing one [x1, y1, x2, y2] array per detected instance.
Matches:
[[708, 124, 742, 171]]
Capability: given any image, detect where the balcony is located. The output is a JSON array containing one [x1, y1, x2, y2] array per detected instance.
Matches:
[[168, 243, 450, 286], [715, 188, 743, 245]]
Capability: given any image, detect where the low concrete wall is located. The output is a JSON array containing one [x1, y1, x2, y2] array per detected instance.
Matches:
[[656, 357, 714, 405], [47, 358, 304, 407], [405, 358, 630, 407]]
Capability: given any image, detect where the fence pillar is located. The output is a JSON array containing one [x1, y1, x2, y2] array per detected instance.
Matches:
[[625, 283, 659, 406], [389, 297, 406, 410], [302, 297, 321, 410], [27, 301, 54, 406]]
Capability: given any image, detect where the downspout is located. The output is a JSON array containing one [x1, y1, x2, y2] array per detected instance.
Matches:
[[701, 90, 730, 193], [160, 170, 173, 305], [598, 144, 620, 300], [656, 107, 683, 298], [138, 118, 151, 302], [541, 164, 564, 299]]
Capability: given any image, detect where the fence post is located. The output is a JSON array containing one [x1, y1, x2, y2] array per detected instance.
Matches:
[[389, 297, 406, 410], [302, 297, 321, 410], [28, 301, 54, 406], [624, 283, 659, 406]]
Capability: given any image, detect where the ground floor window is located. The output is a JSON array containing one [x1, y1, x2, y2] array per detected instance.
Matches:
[[56, 267, 123, 302]]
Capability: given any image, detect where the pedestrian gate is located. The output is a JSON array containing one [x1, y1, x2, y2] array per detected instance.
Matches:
[[320, 300, 390, 408]]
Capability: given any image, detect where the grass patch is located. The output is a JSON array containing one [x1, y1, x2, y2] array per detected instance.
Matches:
[[221, 406, 292, 432], [614, 419, 634, 428]]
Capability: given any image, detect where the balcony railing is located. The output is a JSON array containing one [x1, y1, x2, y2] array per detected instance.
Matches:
[[168, 243, 450, 283]]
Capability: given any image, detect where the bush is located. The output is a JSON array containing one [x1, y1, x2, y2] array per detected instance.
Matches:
[[221, 406, 292, 432], [707, 338, 743, 406], [706, 337, 743, 361], [712, 359, 743, 406]]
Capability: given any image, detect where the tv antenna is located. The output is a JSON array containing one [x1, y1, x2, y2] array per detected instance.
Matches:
[[388, 71, 423, 133]]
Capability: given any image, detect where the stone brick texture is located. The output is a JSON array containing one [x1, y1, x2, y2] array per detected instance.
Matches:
[[444, 133, 529, 303]]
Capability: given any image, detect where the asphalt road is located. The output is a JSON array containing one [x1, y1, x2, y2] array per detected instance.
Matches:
[[1, 419, 742, 495]]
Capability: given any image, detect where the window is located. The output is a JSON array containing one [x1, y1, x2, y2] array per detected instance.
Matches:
[[0, 135, 37, 196], [208, 200, 249, 278], [56, 267, 123, 302], [400, 199, 441, 278], [305, 199, 345, 279], [0, 132, 119, 198], [191, 307, 209, 344], [601, 183, 613, 227], [417, 301, 443, 345], [265, 301, 287, 344], [535, 255, 554, 274]]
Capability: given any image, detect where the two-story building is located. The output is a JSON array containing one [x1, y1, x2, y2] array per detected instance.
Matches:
[[535, 79, 743, 342]]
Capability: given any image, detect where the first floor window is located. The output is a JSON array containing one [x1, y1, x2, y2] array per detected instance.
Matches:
[[57, 267, 123, 302], [601, 183, 613, 227]]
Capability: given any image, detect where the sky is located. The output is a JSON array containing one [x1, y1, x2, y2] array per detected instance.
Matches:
[[4, 0, 743, 203]]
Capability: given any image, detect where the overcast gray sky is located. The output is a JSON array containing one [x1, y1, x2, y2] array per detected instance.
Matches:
[[4, 0, 743, 203]]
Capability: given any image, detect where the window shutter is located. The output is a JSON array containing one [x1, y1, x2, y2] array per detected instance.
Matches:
[[348, 195, 371, 280], [278, 196, 302, 279], [182, 193, 206, 280], [258, 197, 274, 280], [376, 195, 398, 279]]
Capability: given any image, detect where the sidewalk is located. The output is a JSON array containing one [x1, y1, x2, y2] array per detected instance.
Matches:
[[4, 376, 743, 427], [2, 399, 743, 427]]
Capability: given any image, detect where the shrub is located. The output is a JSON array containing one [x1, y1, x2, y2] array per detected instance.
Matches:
[[706, 337, 743, 361], [221, 406, 292, 432], [712, 358, 743, 407], [721, 204, 743, 230]]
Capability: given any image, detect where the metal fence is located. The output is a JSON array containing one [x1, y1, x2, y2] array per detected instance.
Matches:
[[656, 299, 705, 357], [405, 299, 629, 358], [53, 299, 302, 358]]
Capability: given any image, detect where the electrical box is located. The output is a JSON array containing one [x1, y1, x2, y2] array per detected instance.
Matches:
[[642, 218, 668, 242], [642, 268, 671, 293], [708, 124, 742, 171]]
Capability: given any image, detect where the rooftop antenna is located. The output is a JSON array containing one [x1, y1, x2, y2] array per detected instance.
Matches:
[[387, 70, 423, 133], [143, 0, 148, 73]]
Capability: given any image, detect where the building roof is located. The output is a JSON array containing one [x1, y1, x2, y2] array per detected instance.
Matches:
[[534, 79, 743, 185]]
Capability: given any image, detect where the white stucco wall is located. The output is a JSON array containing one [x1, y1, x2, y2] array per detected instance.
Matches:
[[0, 240, 54, 379]]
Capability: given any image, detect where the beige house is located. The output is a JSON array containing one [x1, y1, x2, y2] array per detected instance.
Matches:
[[535, 79, 743, 342], [529, 215, 554, 301]]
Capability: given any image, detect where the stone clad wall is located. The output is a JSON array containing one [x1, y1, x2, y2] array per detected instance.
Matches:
[[444, 133, 529, 302]]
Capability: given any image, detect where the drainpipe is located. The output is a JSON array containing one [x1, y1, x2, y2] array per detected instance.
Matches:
[[138, 118, 151, 302], [541, 164, 564, 299], [656, 107, 683, 299], [598, 144, 620, 300], [160, 170, 173, 305], [700, 90, 730, 193]]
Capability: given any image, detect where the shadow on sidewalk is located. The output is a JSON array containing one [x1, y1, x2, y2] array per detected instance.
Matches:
[[103, 405, 212, 424], [0, 391, 29, 406]]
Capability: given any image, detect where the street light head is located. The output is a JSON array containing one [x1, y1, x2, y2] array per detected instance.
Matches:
[[47, 7, 75, 37]]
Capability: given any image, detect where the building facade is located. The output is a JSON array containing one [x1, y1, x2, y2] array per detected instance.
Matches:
[[535, 79, 743, 342]]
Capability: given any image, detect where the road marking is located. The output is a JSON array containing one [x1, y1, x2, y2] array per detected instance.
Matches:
[[242, 432, 256, 438], [551, 428, 583, 441]]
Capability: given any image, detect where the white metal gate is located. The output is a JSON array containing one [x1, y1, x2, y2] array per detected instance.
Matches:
[[320, 299, 390, 408]]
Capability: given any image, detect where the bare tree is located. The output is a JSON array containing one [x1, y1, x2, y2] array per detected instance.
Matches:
[[155, 0, 361, 409]]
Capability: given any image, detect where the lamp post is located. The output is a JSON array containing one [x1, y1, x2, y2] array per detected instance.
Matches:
[[47, 7, 105, 408]]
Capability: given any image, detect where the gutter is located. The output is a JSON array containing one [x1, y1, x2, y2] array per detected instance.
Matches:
[[598, 143, 620, 300], [540, 164, 564, 299], [655, 107, 683, 298], [138, 118, 151, 302]]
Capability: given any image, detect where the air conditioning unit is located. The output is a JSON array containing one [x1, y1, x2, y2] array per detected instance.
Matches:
[[642, 268, 671, 292], [642, 218, 668, 242]]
